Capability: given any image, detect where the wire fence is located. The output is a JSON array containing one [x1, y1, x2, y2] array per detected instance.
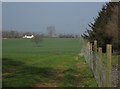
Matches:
[[81, 39, 112, 87]]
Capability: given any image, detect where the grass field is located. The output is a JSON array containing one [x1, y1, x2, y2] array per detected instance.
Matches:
[[2, 38, 97, 87]]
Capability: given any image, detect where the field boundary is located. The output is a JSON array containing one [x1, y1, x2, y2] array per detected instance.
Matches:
[[81, 40, 112, 87]]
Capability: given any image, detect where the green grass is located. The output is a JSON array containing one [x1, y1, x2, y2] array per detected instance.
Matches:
[[2, 38, 97, 87]]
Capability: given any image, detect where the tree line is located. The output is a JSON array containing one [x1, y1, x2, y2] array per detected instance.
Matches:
[[2, 30, 44, 38], [2, 30, 80, 38], [82, 2, 119, 54], [59, 34, 79, 38]]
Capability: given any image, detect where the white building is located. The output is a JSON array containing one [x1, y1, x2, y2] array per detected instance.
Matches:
[[23, 35, 34, 39]]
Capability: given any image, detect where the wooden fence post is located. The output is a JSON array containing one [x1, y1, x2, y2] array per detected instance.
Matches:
[[94, 40, 97, 53], [87, 42, 90, 66], [106, 44, 112, 87], [90, 43, 93, 70], [87, 42, 90, 49], [98, 47, 102, 87], [93, 40, 97, 80]]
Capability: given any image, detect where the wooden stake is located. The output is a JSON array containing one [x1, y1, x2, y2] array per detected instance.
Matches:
[[93, 40, 97, 79], [94, 40, 97, 53], [98, 47, 102, 87], [90, 43, 93, 70], [87, 42, 90, 65], [106, 44, 112, 87]]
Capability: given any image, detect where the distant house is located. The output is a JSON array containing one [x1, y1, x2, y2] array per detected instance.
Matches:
[[23, 35, 34, 39]]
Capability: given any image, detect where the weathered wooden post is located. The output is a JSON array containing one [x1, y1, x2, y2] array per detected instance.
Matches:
[[90, 43, 93, 70], [87, 42, 90, 66], [93, 40, 97, 70], [93, 40, 97, 77], [106, 44, 112, 87], [94, 40, 97, 53], [98, 47, 102, 87]]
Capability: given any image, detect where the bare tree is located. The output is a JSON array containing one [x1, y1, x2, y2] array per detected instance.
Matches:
[[47, 25, 56, 37], [31, 34, 43, 47]]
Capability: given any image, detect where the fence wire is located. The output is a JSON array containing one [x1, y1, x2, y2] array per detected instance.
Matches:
[[81, 40, 108, 87]]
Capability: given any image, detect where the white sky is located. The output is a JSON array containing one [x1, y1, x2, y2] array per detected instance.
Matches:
[[1, 0, 112, 2], [0, 1, 1, 31]]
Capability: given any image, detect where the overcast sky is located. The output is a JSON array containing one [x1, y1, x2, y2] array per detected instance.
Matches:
[[2, 2, 106, 34], [1, 0, 110, 2]]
